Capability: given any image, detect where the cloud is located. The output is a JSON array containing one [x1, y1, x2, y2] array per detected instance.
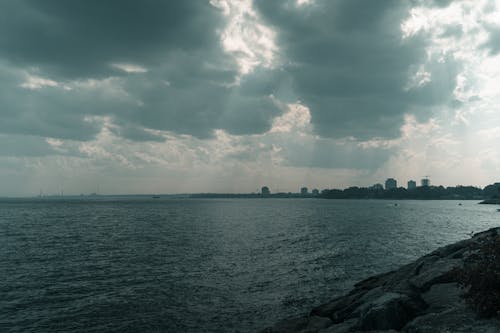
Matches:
[[483, 24, 500, 55], [253, 0, 458, 139], [0, 1, 223, 78], [0, 0, 285, 142], [0, 135, 58, 157], [3, 0, 500, 196], [0, 0, 461, 145], [281, 139, 394, 170]]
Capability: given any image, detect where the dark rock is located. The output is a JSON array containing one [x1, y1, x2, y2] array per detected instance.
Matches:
[[306, 316, 333, 331], [403, 304, 500, 332], [479, 199, 500, 204], [260, 315, 333, 333], [311, 292, 367, 323], [318, 319, 357, 333], [409, 258, 462, 291], [420, 282, 463, 313], [260, 316, 309, 333], [358, 292, 427, 330], [431, 240, 471, 258]]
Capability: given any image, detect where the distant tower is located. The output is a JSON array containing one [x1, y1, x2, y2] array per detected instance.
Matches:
[[385, 178, 397, 190], [300, 187, 308, 195], [421, 177, 430, 187], [407, 180, 417, 190], [261, 186, 270, 196]]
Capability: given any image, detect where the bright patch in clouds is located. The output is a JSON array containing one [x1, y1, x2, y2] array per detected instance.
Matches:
[[112, 63, 148, 73], [20, 75, 60, 90], [211, 0, 277, 74]]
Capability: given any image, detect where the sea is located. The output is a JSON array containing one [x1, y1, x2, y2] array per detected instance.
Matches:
[[1, 198, 499, 332]]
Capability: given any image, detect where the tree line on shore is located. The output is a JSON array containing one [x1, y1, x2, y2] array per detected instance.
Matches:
[[320, 183, 500, 200]]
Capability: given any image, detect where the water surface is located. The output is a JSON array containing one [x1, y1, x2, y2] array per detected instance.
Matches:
[[1, 198, 498, 332]]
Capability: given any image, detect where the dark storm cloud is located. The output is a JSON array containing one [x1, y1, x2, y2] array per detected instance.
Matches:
[[0, 66, 101, 140], [0, 0, 285, 142], [0, 0, 458, 147], [0, 0, 221, 79], [114, 65, 284, 138], [254, 0, 458, 139]]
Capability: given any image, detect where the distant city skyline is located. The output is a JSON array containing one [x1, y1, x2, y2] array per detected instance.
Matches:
[[1, 1, 500, 196], [16, 176, 493, 198]]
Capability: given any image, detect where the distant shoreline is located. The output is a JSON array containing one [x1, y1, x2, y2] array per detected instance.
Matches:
[[4, 182, 499, 201], [0, 194, 491, 201]]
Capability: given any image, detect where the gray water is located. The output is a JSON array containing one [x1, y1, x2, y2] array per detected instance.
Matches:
[[0, 198, 499, 332]]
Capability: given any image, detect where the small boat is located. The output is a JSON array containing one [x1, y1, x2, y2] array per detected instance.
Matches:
[[152, 195, 160, 199]]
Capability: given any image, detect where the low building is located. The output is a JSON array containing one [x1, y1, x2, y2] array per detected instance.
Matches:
[[300, 187, 308, 195], [261, 186, 270, 196]]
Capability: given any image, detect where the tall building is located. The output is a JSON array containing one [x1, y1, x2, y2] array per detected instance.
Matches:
[[385, 178, 397, 190], [300, 187, 308, 195], [421, 178, 430, 187], [261, 186, 270, 196], [407, 180, 417, 190]]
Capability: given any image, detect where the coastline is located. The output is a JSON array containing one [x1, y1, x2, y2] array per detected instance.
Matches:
[[260, 227, 500, 333]]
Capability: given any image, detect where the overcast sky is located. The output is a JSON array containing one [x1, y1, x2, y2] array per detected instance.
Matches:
[[1, 0, 500, 196]]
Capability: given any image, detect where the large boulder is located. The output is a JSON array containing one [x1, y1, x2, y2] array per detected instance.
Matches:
[[420, 282, 463, 313], [408, 258, 462, 291], [357, 292, 427, 330]]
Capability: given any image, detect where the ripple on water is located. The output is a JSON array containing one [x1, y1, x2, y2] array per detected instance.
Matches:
[[0, 198, 498, 332]]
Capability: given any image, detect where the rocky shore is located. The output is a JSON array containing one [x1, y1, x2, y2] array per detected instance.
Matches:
[[479, 199, 500, 204], [261, 228, 500, 333]]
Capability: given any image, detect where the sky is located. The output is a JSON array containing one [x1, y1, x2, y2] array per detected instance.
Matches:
[[1, 0, 500, 196]]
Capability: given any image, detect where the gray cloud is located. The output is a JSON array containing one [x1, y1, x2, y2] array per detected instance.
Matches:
[[282, 140, 394, 170], [254, 0, 458, 139], [0, 0, 458, 150], [0, 135, 58, 157], [482, 25, 500, 55], [0, 66, 101, 141], [0, 0, 285, 142], [0, 1, 222, 79]]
